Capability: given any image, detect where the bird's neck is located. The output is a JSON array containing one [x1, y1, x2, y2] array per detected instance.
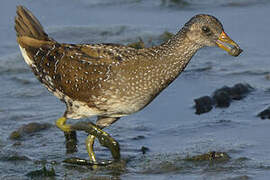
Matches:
[[151, 28, 203, 89], [159, 28, 203, 66]]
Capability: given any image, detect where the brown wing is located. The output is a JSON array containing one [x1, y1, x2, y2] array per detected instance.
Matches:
[[19, 39, 133, 105], [15, 5, 138, 108], [48, 44, 117, 103]]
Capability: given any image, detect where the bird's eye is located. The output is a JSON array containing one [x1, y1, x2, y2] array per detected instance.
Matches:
[[202, 26, 211, 36]]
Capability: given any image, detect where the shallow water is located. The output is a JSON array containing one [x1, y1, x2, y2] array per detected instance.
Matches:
[[1, 0, 270, 179]]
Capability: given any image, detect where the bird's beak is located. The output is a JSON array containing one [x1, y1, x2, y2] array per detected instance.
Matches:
[[216, 31, 243, 57]]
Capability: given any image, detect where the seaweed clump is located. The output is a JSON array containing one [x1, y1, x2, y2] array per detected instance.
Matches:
[[9, 122, 52, 140], [26, 166, 56, 178], [185, 151, 230, 162]]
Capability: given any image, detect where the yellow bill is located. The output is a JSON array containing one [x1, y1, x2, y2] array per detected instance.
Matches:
[[216, 31, 243, 57]]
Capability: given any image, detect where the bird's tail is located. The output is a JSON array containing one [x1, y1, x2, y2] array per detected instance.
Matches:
[[15, 5, 49, 41]]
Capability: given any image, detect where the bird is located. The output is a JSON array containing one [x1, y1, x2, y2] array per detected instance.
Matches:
[[15, 5, 242, 165]]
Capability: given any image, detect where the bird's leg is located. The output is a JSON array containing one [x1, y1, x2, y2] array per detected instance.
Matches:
[[56, 116, 77, 153], [85, 116, 120, 163], [66, 117, 120, 165], [86, 135, 96, 162]]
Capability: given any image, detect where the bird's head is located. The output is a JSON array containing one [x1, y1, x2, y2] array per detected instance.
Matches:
[[184, 14, 242, 57]]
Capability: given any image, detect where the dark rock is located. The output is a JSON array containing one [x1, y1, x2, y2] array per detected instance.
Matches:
[[194, 96, 214, 115], [9, 122, 52, 140], [216, 86, 232, 94], [213, 88, 232, 107], [230, 83, 253, 100], [257, 106, 270, 119], [232, 83, 253, 100], [194, 83, 253, 114], [213, 83, 253, 101]]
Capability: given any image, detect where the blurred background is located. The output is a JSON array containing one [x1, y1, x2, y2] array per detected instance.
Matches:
[[1, 0, 270, 179]]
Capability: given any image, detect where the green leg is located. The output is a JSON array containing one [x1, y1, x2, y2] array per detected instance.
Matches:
[[72, 121, 120, 160], [56, 117, 77, 153], [86, 135, 96, 162], [56, 117, 70, 132]]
